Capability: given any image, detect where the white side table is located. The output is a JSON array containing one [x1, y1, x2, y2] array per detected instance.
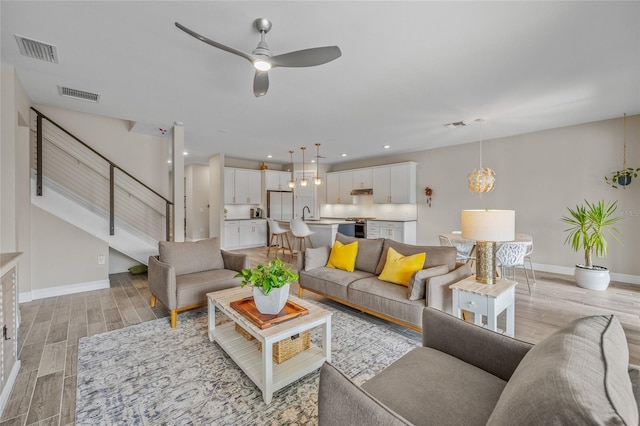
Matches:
[[450, 276, 517, 336]]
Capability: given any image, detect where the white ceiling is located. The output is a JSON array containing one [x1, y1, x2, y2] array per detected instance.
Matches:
[[2, 1, 639, 167]]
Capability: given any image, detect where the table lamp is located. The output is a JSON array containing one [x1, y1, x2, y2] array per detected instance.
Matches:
[[461, 209, 515, 285]]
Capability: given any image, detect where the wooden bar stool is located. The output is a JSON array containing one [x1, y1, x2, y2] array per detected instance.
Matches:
[[267, 218, 292, 260], [290, 218, 314, 254]]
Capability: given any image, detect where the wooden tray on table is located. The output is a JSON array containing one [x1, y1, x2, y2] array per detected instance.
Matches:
[[230, 297, 309, 329]]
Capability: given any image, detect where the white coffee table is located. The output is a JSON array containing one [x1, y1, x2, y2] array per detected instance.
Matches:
[[207, 287, 332, 404]]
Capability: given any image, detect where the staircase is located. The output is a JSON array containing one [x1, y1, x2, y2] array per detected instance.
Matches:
[[30, 108, 173, 265]]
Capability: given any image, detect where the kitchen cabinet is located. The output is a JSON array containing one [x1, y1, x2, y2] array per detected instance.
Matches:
[[224, 220, 267, 249], [0, 253, 20, 416], [367, 221, 416, 244], [372, 162, 416, 204], [225, 168, 262, 204], [353, 168, 373, 189], [264, 170, 292, 191], [326, 171, 354, 204]]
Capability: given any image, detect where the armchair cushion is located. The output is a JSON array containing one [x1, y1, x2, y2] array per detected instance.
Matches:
[[487, 315, 639, 426], [159, 238, 224, 276]]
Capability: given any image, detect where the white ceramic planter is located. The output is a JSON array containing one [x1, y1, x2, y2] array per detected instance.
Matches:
[[574, 265, 610, 291], [253, 283, 290, 314]]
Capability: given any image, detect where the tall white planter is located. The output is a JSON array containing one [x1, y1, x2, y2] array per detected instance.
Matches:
[[253, 283, 290, 314], [574, 265, 610, 291]]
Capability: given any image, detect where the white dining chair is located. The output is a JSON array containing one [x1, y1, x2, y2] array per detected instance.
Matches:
[[439, 234, 475, 265], [516, 233, 537, 285], [290, 218, 314, 253], [495, 241, 532, 294], [267, 218, 292, 260]]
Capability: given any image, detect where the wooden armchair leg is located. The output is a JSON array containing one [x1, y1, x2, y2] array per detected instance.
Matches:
[[170, 310, 177, 328], [150, 294, 157, 308], [298, 287, 304, 298]]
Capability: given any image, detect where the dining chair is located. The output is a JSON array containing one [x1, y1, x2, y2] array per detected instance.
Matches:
[[439, 234, 475, 265], [495, 241, 532, 294], [290, 218, 314, 253], [267, 218, 292, 260], [516, 233, 537, 285]]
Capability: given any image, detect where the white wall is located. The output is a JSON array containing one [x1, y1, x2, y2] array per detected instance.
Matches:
[[331, 116, 640, 278], [185, 164, 210, 241], [108, 248, 140, 274]]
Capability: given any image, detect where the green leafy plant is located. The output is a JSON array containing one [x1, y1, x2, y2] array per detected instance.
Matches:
[[235, 258, 298, 295], [604, 167, 640, 189], [561, 200, 622, 269]]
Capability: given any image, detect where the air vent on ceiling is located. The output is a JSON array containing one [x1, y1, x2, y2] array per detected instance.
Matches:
[[443, 121, 469, 129], [14, 34, 58, 63], [57, 86, 101, 103]]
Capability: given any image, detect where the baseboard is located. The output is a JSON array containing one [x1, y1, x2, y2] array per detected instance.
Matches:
[[532, 263, 640, 285], [19, 279, 110, 303], [0, 361, 21, 417]]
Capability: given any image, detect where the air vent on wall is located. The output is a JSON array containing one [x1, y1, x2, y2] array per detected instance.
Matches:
[[14, 34, 58, 63], [57, 86, 100, 103]]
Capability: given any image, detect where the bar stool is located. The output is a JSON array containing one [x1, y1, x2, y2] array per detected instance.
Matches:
[[290, 218, 314, 254], [267, 218, 292, 260]]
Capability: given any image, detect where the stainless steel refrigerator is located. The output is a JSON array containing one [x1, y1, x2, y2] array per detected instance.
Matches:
[[267, 191, 294, 221]]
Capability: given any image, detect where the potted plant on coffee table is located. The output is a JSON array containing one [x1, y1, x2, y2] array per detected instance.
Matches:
[[561, 200, 622, 290], [235, 258, 298, 314]]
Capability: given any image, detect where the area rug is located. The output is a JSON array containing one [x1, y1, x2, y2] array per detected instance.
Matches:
[[75, 302, 421, 425]]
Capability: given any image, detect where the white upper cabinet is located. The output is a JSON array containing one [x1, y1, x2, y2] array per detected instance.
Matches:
[[326, 172, 341, 204], [339, 171, 354, 203], [326, 171, 354, 204], [353, 168, 373, 189], [264, 170, 292, 191], [225, 168, 262, 204], [372, 162, 416, 204]]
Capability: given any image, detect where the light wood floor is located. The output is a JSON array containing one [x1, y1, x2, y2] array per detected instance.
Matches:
[[1, 246, 638, 425]]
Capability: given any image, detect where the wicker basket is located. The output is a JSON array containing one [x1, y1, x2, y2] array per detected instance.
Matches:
[[235, 323, 311, 364]]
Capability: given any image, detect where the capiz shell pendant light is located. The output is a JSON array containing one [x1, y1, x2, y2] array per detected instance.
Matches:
[[299, 147, 308, 187], [468, 119, 495, 194], [288, 150, 296, 189], [314, 143, 323, 185]]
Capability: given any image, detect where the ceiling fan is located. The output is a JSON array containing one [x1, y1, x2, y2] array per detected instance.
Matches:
[[175, 18, 342, 97]]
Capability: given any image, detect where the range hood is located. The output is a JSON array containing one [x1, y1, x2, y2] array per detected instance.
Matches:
[[350, 188, 373, 196]]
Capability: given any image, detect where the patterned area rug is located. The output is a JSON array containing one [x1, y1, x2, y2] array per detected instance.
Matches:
[[76, 301, 421, 425]]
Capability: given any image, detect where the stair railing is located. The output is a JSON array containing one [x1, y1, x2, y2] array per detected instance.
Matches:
[[31, 107, 173, 242]]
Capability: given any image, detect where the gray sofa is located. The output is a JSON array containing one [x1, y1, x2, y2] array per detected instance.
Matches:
[[319, 307, 640, 426], [148, 237, 249, 328], [297, 233, 472, 330]]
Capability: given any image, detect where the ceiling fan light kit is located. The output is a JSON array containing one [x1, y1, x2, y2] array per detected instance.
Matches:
[[175, 18, 341, 97]]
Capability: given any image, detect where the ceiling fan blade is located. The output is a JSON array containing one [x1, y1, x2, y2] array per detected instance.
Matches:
[[175, 22, 254, 63], [253, 71, 269, 97], [268, 46, 342, 68]]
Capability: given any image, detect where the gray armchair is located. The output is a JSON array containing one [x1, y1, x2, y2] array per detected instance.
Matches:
[[148, 237, 249, 328]]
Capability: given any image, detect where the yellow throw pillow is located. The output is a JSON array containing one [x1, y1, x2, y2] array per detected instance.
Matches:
[[326, 240, 359, 272], [378, 247, 426, 286]]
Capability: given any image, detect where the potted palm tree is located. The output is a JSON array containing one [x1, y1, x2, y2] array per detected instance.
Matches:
[[235, 258, 298, 314], [561, 200, 622, 290]]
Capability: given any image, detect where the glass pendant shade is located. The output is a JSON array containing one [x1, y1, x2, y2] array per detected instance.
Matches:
[[299, 147, 308, 187], [288, 150, 296, 188], [468, 168, 496, 193], [313, 143, 323, 185]]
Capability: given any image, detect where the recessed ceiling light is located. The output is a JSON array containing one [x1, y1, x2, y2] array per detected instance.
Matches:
[[341, 153, 347, 157], [383, 145, 390, 149], [183, 151, 188, 155], [311, 159, 316, 163], [267, 155, 272, 158], [167, 160, 172, 164]]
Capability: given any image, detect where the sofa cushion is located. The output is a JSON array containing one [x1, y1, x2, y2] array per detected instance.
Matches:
[[305, 246, 331, 271], [336, 233, 384, 274], [159, 238, 224, 276], [378, 247, 426, 287], [326, 240, 359, 272], [300, 267, 375, 300], [408, 264, 449, 300], [362, 347, 507, 426], [348, 277, 426, 327], [375, 240, 456, 275], [175, 268, 241, 307], [487, 315, 639, 426]]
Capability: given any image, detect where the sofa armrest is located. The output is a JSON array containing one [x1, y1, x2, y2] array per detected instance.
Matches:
[[425, 263, 472, 314], [221, 250, 249, 273], [148, 255, 177, 310], [318, 362, 411, 426], [422, 307, 533, 382]]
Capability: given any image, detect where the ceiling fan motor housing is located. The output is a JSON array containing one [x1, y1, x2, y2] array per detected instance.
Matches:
[[254, 18, 272, 34]]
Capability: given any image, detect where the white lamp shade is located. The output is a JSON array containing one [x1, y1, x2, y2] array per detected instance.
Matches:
[[461, 209, 515, 241]]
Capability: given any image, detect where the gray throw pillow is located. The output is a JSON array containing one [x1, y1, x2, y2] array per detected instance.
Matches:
[[159, 238, 224, 276], [487, 315, 639, 426], [305, 246, 331, 271], [336, 233, 384, 274], [407, 265, 449, 300]]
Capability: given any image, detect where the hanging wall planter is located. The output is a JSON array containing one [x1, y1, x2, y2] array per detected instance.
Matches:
[[605, 114, 639, 189]]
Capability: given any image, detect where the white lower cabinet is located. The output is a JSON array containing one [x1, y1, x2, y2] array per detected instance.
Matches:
[[224, 220, 267, 249], [367, 221, 416, 244], [0, 254, 20, 417]]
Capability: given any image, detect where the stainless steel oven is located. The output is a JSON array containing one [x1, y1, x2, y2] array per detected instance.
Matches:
[[345, 218, 375, 238]]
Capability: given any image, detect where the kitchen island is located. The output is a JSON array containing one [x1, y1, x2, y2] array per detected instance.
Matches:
[[276, 219, 353, 249]]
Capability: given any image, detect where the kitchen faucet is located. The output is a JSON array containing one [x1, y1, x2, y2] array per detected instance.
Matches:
[[302, 205, 311, 221]]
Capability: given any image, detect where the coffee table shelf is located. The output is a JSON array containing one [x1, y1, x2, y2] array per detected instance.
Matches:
[[207, 287, 332, 404]]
